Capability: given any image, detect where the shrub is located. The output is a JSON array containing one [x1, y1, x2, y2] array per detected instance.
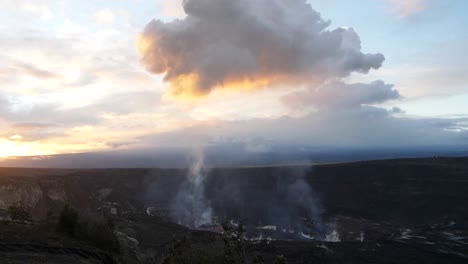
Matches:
[[274, 255, 287, 264], [56, 204, 119, 252], [222, 222, 246, 264], [76, 217, 120, 253], [162, 237, 217, 264], [252, 255, 265, 264], [57, 204, 79, 236], [7, 203, 32, 222]]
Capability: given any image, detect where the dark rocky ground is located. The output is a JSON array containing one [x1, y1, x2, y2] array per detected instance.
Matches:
[[0, 157, 466, 263]]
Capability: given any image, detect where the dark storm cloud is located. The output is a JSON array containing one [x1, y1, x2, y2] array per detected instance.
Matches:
[[138, 0, 385, 97]]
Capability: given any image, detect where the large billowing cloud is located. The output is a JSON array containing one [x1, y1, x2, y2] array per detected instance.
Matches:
[[137, 0, 385, 98]]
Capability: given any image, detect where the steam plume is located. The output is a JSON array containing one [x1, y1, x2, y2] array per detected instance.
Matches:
[[171, 150, 213, 227], [137, 0, 384, 98]]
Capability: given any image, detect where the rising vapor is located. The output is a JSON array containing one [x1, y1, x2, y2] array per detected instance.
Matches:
[[137, 0, 385, 98], [171, 150, 213, 227]]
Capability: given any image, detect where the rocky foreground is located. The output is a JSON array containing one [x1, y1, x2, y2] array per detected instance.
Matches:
[[0, 157, 467, 263]]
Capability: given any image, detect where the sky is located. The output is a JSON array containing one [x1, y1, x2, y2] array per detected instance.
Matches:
[[0, 0, 467, 160]]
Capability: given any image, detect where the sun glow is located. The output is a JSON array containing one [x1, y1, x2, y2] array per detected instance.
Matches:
[[0, 138, 50, 158], [161, 73, 292, 102], [135, 33, 153, 56], [0, 137, 109, 158], [136, 33, 292, 100]]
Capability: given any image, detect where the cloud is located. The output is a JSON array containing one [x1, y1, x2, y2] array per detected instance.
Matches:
[[137, 0, 384, 98], [94, 9, 115, 24], [139, 110, 468, 152], [282, 80, 400, 110], [4, 91, 163, 126], [156, 0, 186, 18], [2, 0, 465, 162], [389, 0, 427, 18], [21, 3, 53, 20], [15, 61, 58, 79], [390, 106, 404, 114], [0, 0, 54, 20], [9, 134, 23, 141], [0, 92, 12, 118]]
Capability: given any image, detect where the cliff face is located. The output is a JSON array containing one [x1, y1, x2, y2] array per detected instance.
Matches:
[[0, 158, 466, 263], [0, 183, 68, 207], [0, 184, 42, 209], [0, 169, 139, 219], [0, 170, 69, 220], [0, 158, 467, 225]]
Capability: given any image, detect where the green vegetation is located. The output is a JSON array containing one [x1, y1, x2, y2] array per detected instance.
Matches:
[[162, 237, 218, 264], [161, 222, 248, 264], [57, 204, 120, 253], [161, 222, 288, 264], [54, 205, 287, 263], [76, 216, 120, 252], [274, 255, 287, 264], [222, 222, 246, 264], [7, 203, 32, 222], [252, 255, 265, 264], [57, 204, 79, 236]]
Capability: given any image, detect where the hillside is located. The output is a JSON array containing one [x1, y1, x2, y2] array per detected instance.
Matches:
[[0, 157, 466, 263]]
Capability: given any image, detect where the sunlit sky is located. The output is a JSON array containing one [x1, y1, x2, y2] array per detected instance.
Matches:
[[0, 0, 467, 158]]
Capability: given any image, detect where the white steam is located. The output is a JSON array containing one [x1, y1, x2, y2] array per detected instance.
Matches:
[[138, 0, 385, 97], [171, 150, 213, 227]]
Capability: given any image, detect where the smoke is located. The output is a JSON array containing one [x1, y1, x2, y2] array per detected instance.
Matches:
[[170, 150, 213, 227], [206, 166, 330, 238], [262, 167, 329, 237], [284, 175, 326, 234], [137, 0, 384, 98], [146, 158, 334, 239]]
